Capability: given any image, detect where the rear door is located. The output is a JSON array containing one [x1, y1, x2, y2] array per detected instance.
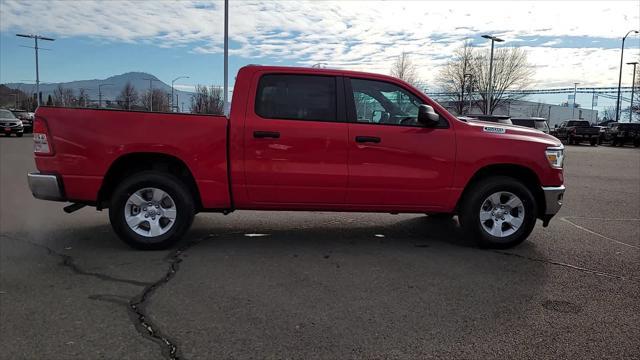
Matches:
[[243, 72, 349, 205], [345, 77, 456, 210]]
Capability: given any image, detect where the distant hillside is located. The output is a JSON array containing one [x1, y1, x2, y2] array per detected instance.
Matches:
[[3, 72, 194, 105]]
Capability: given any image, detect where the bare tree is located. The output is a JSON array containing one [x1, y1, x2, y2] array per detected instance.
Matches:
[[77, 88, 89, 107], [52, 85, 75, 107], [437, 44, 534, 115], [437, 41, 474, 115], [117, 81, 138, 110], [190, 85, 224, 114], [141, 88, 169, 112], [474, 47, 534, 114], [601, 106, 616, 121], [390, 52, 419, 86]]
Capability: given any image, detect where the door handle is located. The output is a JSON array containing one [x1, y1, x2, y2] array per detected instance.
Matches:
[[355, 136, 381, 143], [253, 131, 280, 139]]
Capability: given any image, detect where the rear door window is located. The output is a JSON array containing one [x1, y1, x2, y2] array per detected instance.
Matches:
[[255, 74, 337, 122]]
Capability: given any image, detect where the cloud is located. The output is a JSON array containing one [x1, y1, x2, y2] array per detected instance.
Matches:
[[1, 0, 639, 86]]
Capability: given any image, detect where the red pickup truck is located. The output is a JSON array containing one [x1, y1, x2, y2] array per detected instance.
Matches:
[[28, 65, 565, 250]]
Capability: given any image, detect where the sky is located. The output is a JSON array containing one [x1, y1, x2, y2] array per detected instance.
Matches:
[[1, 0, 639, 107]]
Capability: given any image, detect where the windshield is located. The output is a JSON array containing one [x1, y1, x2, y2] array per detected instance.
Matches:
[[567, 120, 590, 127], [0, 109, 17, 119]]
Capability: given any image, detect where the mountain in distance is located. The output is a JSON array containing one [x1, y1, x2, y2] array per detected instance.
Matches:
[[4, 72, 194, 105]]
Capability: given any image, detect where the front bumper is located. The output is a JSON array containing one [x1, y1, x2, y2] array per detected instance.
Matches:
[[27, 173, 66, 201], [541, 185, 565, 226], [2, 126, 23, 134]]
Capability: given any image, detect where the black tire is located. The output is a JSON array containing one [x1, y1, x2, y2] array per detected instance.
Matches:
[[458, 176, 537, 249], [16, 133, 23, 138], [567, 135, 574, 145], [590, 138, 597, 146], [108, 171, 195, 250]]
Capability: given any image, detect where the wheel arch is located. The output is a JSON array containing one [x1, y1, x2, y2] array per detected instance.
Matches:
[[456, 163, 545, 217], [97, 152, 202, 211]]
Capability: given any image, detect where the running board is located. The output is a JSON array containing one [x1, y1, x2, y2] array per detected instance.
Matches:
[[63, 203, 86, 213]]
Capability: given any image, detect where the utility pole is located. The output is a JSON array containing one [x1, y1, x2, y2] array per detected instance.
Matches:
[[572, 82, 579, 118], [616, 30, 639, 121], [171, 76, 189, 112], [98, 83, 113, 108], [627, 61, 638, 122], [223, 0, 229, 113], [16, 34, 55, 107], [481, 35, 504, 115]]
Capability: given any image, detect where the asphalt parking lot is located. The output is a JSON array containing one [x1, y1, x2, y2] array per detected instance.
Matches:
[[1, 135, 638, 360]]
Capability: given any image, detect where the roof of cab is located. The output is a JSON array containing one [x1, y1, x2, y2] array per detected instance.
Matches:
[[239, 64, 415, 88]]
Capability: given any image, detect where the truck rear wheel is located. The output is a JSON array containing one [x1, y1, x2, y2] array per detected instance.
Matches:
[[109, 171, 195, 250], [459, 176, 537, 249]]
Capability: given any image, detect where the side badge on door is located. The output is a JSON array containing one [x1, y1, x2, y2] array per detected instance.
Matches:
[[483, 126, 506, 134]]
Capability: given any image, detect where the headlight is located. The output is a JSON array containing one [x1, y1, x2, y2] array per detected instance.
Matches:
[[545, 146, 564, 169]]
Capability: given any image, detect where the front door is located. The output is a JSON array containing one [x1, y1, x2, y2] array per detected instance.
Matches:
[[243, 73, 348, 205], [345, 77, 456, 210]]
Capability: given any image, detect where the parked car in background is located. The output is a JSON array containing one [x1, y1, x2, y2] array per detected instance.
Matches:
[[511, 117, 550, 134], [0, 109, 24, 137], [603, 122, 640, 147], [11, 109, 33, 133], [28, 65, 565, 250], [554, 120, 600, 146]]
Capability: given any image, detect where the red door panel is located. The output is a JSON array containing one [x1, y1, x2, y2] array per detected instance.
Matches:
[[347, 124, 456, 209], [244, 119, 348, 204], [243, 72, 348, 205]]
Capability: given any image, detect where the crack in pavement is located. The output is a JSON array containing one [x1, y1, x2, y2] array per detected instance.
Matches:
[[128, 235, 210, 360], [560, 217, 640, 250], [494, 250, 636, 282], [0, 234, 152, 287]]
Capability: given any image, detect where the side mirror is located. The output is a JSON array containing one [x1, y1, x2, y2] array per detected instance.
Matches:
[[417, 104, 439, 127]]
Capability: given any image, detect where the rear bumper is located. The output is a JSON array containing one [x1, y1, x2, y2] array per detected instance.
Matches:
[[27, 173, 66, 201]]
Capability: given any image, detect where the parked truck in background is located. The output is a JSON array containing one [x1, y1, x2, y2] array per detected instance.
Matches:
[[28, 65, 565, 250], [554, 120, 600, 146]]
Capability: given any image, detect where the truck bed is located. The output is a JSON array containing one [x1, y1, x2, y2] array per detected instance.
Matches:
[[35, 107, 231, 208]]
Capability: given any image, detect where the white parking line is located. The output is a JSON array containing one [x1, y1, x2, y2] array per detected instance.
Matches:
[[560, 217, 640, 250]]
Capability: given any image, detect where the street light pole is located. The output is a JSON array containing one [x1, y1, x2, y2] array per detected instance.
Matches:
[[16, 34, 55, 107], [98, 83, 113, 108], [627, 62, 638, 122], [171, 76, 189, 112], [616, 30, 639, 121], [572, 82, 579, 118], [223, 0, 229, 113], [481, 34, 504, 115]]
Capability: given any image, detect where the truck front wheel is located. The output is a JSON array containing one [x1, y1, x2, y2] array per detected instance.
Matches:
[[109, 171, 195, 250], [459, 176, 537, 249]]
